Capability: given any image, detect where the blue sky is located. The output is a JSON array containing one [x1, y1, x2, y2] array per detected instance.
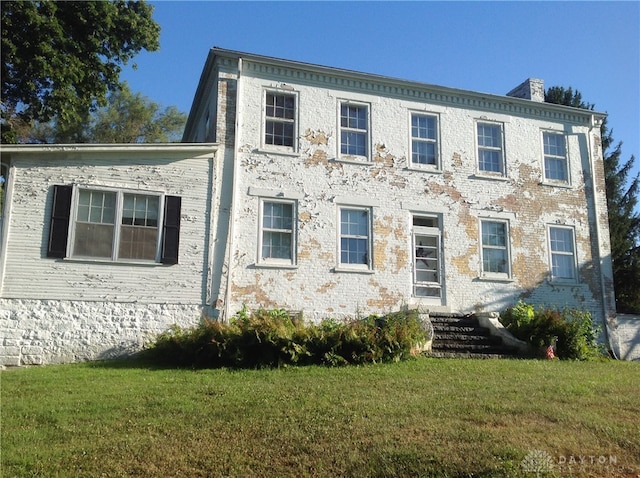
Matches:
[[121, 1, 640, 183]]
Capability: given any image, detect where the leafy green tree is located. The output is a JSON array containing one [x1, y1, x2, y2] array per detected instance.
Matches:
[[25, 83, 187, 144], [546, 87, 640, 313], [1, 0, 160, 143]]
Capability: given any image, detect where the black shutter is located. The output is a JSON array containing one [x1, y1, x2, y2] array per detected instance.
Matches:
[[47, 185, 73, 258], [161, 195, 181, 264]]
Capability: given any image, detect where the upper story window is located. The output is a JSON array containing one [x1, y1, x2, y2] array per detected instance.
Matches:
[[411, 113, 439, 168], [477, 122, 505, 175], [47, 185, 181, 264], [480, 219, 511, 278], [265, 92, 296, 148], [340, 102, 369, 159], [260, 199, 296, 265], [548, 226, 577, 282], [339, 207, 371, 269], [543, 131, 569, 184]]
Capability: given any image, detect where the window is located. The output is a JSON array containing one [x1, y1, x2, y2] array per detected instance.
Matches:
[[413, 215, 442, 298], [47, 185, 181, 264], [260, 200, 295, 264], [411, 113, 438, 167], [265, 92, 296, 147], [477, 122, 504, 174], [340, 102, 368, 158], [543, 132, 568, 183], [481, 220, 510, 276], [549, 226, 577, 281], [339, 207, 371, 268]]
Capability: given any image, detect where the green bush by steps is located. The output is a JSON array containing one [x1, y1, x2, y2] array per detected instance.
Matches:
[[143, 307, 429, 368], [500, 301, 605, 360]]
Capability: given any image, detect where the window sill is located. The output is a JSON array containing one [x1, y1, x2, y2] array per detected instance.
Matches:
[[405, 166, 443, 174], [335, 156, 371, 165], [476, 274, 514, 283], [471, 173, 509, 182], [541, 180, 573, 189], [63, 257, 164, 267], [257, 148, 300, 158], [549, 279, 581, 286], [254, 262, 298, 270], [333, 266, 375, 274]]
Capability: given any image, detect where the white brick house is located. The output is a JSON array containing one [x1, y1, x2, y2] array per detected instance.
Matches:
[[0, 48, 618, 364], [183, 48, 615, 325]]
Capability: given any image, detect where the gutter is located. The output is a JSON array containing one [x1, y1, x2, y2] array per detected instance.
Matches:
[[588, 113, 617, 358], [223, 57, 243, 321]]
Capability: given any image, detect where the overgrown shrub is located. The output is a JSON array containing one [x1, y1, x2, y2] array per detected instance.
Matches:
[[501, 301, 604, 360], [143, 307, 429, 368]]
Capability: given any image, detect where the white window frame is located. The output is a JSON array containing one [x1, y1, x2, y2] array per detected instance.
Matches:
[[412, 215, 443, 298], [262, 89, 298, 152], [479, 219, 511, 279], [542, 130, 570, 185], [68, 185, 165, 263], [548, 225, 578, 283], [409, 112, 440, 170], [476, 121, 506, 176], [337, 206, 372, 271], [258, 198, 297, 267], [338, 100, 370, 162]]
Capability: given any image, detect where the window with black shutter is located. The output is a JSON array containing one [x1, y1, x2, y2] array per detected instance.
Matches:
[[47, 185, 181, 264]]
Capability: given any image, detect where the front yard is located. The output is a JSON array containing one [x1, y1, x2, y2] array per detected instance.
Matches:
[[1, 358, 639, 477]]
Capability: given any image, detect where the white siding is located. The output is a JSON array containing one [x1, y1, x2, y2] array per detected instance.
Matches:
[[1, 149, 217, 305]]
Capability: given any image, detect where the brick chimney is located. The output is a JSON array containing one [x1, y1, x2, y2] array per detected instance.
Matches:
[[507, 78, 545, 102]]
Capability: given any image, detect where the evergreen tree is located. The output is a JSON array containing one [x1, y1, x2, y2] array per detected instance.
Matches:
[[546, 87, 640, 313]]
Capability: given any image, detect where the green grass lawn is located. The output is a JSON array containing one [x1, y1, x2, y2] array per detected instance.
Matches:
[[2, 358, 639, 477]]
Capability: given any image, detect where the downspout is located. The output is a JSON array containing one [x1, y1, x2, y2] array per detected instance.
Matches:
[[223, 57, 243, 322], [588, 113, 616, 357]]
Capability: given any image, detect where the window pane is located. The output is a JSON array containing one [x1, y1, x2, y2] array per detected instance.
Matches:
[[341, 209, 368, 236], [262, 231, 292, 260], [478, 124, 500, 147], [341, 131, 366, 156], [412, 141, 436, 165], [550, 228, 574, 253], [265, 120, 294, 147], [77, 190, 115, 224], [266, 93, 294, 119], [482, 222, 506, 247], [412, 115, 436, 140], [552, 254, 575, 279], [483, 248, 507, 273], [341, 104, 366, 129], [341, 237, 368, 264], [119, 226, 158, 260], [479, 150, 502, 172], [544, 133, 565, 156], [73, 223, 114, 258], [545, 157, 568, 181], [122, 194, 159, 228]]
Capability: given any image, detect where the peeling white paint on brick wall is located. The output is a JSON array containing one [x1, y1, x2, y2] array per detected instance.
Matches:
[[610, 315, 640, 361], [206, 56, 614, 331], [0, 299, 206, 366]]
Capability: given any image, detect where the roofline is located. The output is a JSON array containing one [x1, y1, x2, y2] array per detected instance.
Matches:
[[183, 47, 607, 139], [1, 143, 219, 155]]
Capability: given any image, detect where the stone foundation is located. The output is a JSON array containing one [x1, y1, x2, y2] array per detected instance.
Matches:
[[0, 299, 207, 366]]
